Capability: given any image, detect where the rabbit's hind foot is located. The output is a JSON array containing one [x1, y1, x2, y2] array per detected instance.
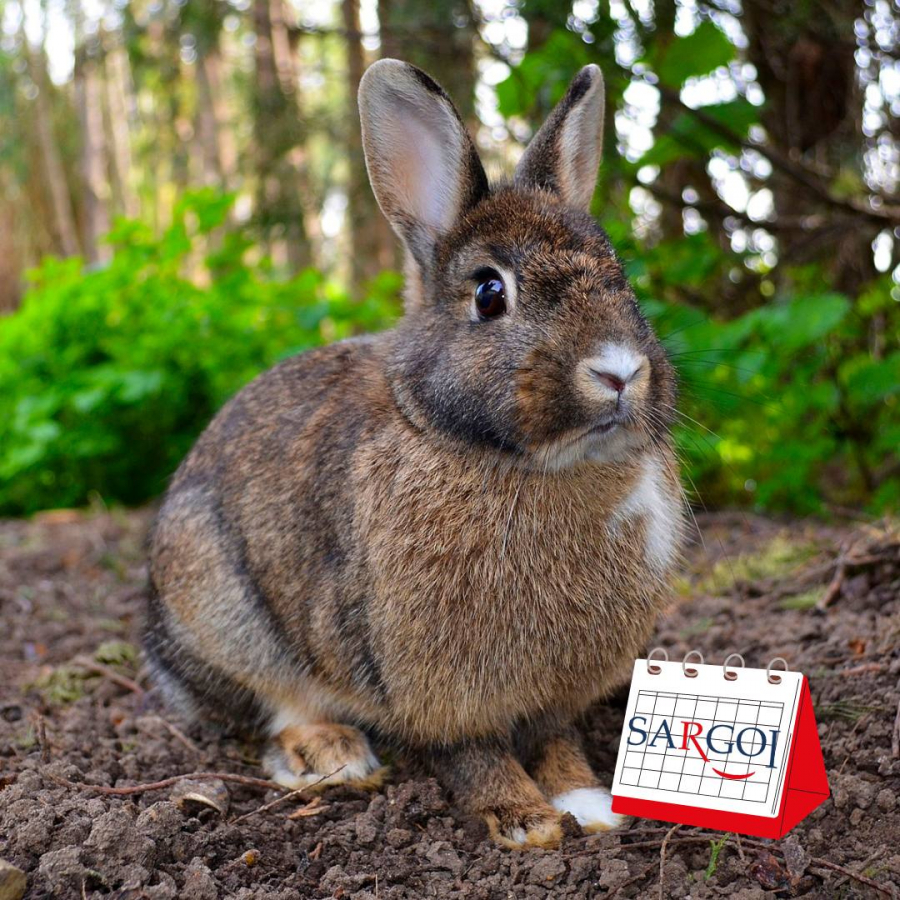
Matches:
[[485, 805, 563, 850], [550, 787, 621, 833], [264, 723, 386, 791], [527, 730, 624, 834]]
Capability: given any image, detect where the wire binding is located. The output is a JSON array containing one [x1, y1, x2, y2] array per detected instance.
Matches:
[[766, 657, 789, 684], [682, 650, 703, 678], [723, 653, 745, 681], [647, 647, 668, 675]]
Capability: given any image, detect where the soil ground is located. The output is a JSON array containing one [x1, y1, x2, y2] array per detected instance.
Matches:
[[0, 507, 898, 899]]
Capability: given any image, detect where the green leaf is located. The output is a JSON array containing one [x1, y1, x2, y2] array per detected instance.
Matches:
[[638, 100, 759, 167], [840, 352, 900, 406], [651, 22, 735, 87], [495, 31, 593, 119], [750, 294, 850, 352]]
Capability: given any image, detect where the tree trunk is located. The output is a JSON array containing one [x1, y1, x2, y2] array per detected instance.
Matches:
[[28, 45, 80, 257], [104, 45, 139, 219], [252, 0, 312, 272], [344, 0, 394, 296], [195, 49, 236, 189], [75, 40, 111, 263], [741, 0, 876, 295], [0, 172, 23, 311]]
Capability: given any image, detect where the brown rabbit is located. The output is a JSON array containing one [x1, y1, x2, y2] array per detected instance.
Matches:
[[145, 59, 684, 848]]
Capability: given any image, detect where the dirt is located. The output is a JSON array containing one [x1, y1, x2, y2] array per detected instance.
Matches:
[[0, 507, 898, 899]]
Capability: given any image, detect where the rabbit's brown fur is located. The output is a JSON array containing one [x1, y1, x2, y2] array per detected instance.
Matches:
[[146, 60, 684, 848]]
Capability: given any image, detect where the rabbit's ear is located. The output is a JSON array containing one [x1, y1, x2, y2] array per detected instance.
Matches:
[[359, 59, 488, 269], [514, 65, 605, 212]]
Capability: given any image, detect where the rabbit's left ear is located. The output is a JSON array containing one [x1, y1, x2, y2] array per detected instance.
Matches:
[[359, 59, 489, 270], [514, 65, 605, 212]]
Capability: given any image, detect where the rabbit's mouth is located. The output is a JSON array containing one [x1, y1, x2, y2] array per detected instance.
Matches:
[[526, 414, 645, 472], [584, 420, 619, 439]]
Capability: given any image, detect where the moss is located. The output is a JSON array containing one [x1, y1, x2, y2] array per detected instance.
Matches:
[[94, 640, 138, 666], [697, 534, 819, 595], [31, 666, 86, 705]]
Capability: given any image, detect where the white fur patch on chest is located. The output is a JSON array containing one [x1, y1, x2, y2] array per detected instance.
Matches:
[[611, 454, 681, 573]]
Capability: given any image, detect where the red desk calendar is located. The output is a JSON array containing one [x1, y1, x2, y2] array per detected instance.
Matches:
[[611, 651, 829, 838]]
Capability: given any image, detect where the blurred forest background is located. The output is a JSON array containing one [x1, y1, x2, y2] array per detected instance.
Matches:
[[0, 0, 897, 517]]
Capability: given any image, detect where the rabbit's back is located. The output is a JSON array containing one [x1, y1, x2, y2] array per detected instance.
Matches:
[[147, 335, 398, 726]]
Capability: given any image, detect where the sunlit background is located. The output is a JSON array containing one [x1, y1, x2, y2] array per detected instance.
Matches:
[[0, 0, 897, 517]]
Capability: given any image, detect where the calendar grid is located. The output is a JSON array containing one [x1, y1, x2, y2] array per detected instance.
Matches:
[[618, 689, 784, 805]]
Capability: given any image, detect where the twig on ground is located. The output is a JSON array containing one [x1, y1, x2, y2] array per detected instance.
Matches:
[[47, 771, 284, 796], [817, 549, 848, 610], [34, 713, 50, 764], [622, 834, 896, 897], [144, 715, 201, 755], [659, 824, 681, 900], [839, 663, 886, 677], [229, 767, 344, 825], [812, 857, 896, 897], [892, 698, 900, 760], [71, 655, 144, 696]]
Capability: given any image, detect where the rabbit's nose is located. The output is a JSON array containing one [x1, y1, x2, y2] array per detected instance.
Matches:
[[582, 345, 647, 400], [590, 370, 627, 395]]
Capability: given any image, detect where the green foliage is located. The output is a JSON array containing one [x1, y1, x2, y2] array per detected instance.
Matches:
[[495, 31, 595, 120], [636, 100, 759, 168], [649, 22, 735, 87], [0, 191, 402, 516], [633, 240, 899, 512]]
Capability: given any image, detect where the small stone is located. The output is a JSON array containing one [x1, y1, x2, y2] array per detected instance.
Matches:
[[385, 828, 413, 848], [170, 779, 229, 816], [424, 841, 464, 876], [136, 801, 184, 841], [781, 837, 809, 885], [354, 812, 379, 846], [527, 855, 567, 885], [876, 788, 896, 811], [241, 849, 260, 867], [0, 860, 26, 900], [597, 858, 630, 889], [849, 807, 865, 826], [181, 858, 217, 900], [37, 847, 87, 895]]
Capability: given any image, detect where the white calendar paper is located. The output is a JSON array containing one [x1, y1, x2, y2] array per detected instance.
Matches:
[[612, 660, 805, 818]]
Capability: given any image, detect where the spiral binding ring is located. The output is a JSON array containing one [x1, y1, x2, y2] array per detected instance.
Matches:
[[723, 653, 745, 681], [766, 657, 789, 684], [682, 650, 704, 678], [647, 647, 668, 675]]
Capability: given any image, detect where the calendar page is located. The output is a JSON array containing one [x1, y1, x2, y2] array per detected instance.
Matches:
[[612, 660, 804, 818]]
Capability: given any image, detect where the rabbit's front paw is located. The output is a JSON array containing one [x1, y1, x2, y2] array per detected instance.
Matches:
[[550, 786, 623, 833], [264, 723, 386, 791], [485, 804, 563, 850]]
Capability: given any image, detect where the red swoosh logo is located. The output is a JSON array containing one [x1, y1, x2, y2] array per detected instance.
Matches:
[[713, 768, 756, 780]]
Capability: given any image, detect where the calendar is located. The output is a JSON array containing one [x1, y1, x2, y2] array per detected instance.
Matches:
[[611, 652, 830, 838]]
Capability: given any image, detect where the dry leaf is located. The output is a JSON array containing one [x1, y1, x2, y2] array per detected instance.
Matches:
[[170, 778, 229, 815]]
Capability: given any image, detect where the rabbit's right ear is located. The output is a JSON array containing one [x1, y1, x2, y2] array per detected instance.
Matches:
[[359, 60, 488, 272]]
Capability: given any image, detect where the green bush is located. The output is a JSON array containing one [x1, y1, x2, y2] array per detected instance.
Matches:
[[0, 191, 401, 516], [618, 229, 900, 515], [1, 188, 896, 518]]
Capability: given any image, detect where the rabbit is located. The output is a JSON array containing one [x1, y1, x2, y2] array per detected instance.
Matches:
[[145, 58, 685, 849]]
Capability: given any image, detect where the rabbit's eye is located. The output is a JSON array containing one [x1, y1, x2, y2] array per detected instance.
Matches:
[[474, 273, 506, 319]]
